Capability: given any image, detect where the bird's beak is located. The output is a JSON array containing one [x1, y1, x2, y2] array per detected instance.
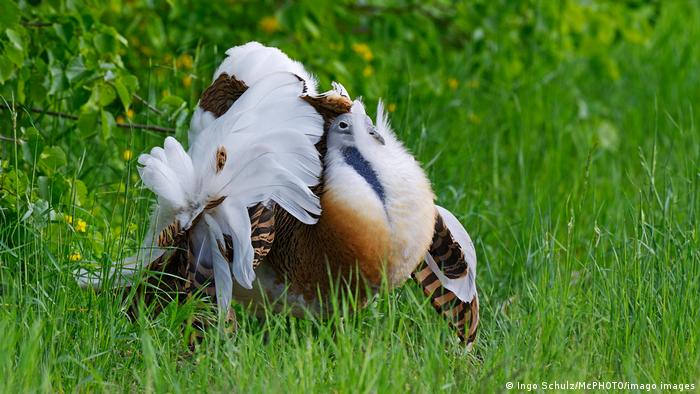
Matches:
[[369, 127, 385, 145]]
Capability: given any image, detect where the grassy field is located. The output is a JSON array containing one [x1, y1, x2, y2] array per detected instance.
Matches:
[[1, 1, 699, 392]]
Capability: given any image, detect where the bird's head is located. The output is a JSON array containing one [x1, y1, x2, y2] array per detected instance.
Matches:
[[327, 102, 385, 151], [324, 100, 403, 207]]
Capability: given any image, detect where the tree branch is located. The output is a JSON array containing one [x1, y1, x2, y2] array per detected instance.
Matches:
[[105, 80, 165, 116], [0, 135, 23, 143], [21, 21, 53, 28], [1, 104, 176, 134], [133, 93, 165, 116]]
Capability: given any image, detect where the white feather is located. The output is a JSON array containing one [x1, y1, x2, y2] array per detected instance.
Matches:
[[189, 42, 320, 146], [216, 202, 255, 289], [215, 42, 318, 95], [189, 107, 216, 147], [78, 71, 324, 310], [204, 213, 233, 310], [331, 81, 349, 98]]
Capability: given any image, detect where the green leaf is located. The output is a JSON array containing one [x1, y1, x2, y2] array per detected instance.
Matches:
[[121, 74, 139, 91], [38, 175, 50, 201], [49, 66, 67, 95], [77, 111, 98, 137], [66, 56, 89, 83], [89, 82, 116, 107], [38, 146, 67, 175], [6, 28, 24, 50], [73, 179, 88, 207], [114, 75, 138, 111], [27, 71, 48, 104], [0, 55, 13, 83], [20, 127, 41, 165], [0, 1, 20, 30], [3, 41, 24, 66], [0, 169, 29, 209], [101, 109, 116, 140], [62, 179, 88, 206], [53, 22, 73, 43], [93, 32, 117, 55], [160, 95, 185, 110]]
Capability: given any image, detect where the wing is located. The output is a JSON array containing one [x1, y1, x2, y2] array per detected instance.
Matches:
[[190, 42, 352, 150], [189, 41, 321, 145], [413, 205, 479, 348], [78, 42, 352, 317], [79, 71, 324, 305]]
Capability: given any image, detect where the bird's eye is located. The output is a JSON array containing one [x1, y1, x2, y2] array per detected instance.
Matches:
[[338, 121, 349, 130]]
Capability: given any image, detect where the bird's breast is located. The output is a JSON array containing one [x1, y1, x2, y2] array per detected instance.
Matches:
[[317, 186, 392, 285], [252, 147, 435, 311]]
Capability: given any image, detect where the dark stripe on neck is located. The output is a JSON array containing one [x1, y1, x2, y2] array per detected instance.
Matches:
[[341, 147, 386, 204]]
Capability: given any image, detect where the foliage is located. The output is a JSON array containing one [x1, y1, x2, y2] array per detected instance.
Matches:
[[1, 0, 699, 392]]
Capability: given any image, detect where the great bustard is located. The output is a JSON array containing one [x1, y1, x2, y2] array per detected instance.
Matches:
[[79, 42, 479, 347]]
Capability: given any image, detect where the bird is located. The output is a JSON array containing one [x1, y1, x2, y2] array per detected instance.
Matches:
[[78, 42, 479, 347]]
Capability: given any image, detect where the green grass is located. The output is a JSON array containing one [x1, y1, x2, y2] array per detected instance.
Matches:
[[1, 1, 700, 392]]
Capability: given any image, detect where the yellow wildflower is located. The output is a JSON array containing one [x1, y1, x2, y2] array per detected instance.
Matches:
[[259, 16, 281, 34], [75, 219, 87, 233], [126, 109, 135, 120], [448, 78, 459, 90], [362, 66, 374, 77], [182, 74, 193, 88], [467, 112, 482, 125], [69, 252, 81, 261], [122, 149, 133, 161], [352, 43, 374, 62], [64, 215, 73, 224], [387, 103, 397, 113], [177, 53, 194, 69], [116, 115, 126, 124]]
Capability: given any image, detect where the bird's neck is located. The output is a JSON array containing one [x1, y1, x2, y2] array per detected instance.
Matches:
[[339, 146, 386, 205]]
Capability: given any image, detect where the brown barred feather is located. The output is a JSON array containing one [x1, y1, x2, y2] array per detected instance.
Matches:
[[467, 296, 479, 344], [420, 271, 439, 289], [433, 291, 456, 307], [205, 196, 226, 210], [248, 204, 276, 268], [412, 251, 479, 347], [157, 221, 183, 247], [420, 211, 479, 346], [429, 214, 469, 279], [199, 73, 248, 116], [413, 265, 433, 283]]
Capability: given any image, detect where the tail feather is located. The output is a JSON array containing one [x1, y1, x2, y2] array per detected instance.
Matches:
[[413, 262, 479, 348], [413, 205, 479, 348]]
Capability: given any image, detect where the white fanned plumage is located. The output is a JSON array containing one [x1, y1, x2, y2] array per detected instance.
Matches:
[[214, 41, 319, 93], [189, 41, 320, 145], [79, 72, 324, 311], [424, 205, 478, 303]]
